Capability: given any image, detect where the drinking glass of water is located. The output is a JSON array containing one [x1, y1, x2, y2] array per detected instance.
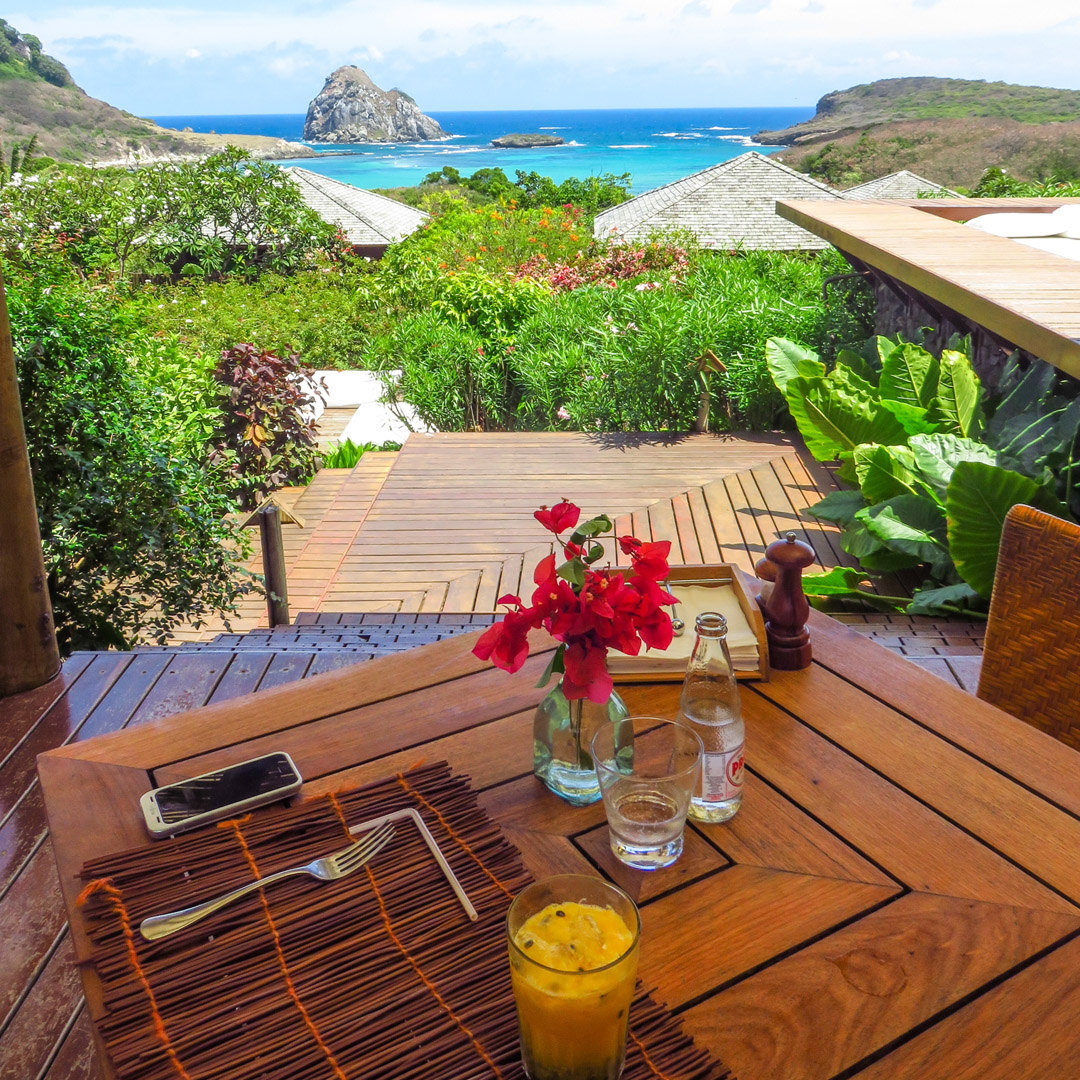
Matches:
[[591, 717, 703, 870]]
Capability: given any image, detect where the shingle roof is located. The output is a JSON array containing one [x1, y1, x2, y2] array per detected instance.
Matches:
[[284, 167, 429, 245], [842, 170, 962, 200], [592, 152, 842, 251]]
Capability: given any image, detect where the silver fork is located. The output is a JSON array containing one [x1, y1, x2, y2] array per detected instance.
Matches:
[[139, 821, 396, 941]]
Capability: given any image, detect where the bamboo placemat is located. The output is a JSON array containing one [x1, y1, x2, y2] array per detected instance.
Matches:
[[77, 762, 732, 1080]]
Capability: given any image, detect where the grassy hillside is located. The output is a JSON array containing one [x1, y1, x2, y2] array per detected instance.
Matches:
[[779, 117, 1080, 189], [0, 17, 311, 164], [757, 77, 1080, 189]]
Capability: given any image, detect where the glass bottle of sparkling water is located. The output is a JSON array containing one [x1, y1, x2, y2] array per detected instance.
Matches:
[[678, 612, 744, 823]]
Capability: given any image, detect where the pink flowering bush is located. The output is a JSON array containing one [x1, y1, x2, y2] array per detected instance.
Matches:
[[514, 240, 690, 292]]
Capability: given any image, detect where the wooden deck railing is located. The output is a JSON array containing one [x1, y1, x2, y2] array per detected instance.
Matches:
[[778, 198, 1080, 381]]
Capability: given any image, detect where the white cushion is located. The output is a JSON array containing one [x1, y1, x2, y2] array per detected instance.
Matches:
[[966, 213, 1063, 238], [1049, 205, 1080, 239], [1012, 236, 1080, 262]]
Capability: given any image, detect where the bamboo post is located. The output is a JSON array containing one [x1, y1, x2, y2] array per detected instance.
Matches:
[[0, 266, 61, 696], [258, 504, 290, 628]]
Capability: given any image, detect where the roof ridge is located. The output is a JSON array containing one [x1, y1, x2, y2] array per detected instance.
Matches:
[[594, 153, 754, 224], [284, 167, 429, 243]]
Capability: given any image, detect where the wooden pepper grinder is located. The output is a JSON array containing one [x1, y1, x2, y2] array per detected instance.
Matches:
[[758, 532, 815, 670]]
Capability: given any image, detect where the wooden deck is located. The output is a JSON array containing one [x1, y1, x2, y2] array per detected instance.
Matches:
[[777, 198, 1080, 380], [205, 431, 898, 627]]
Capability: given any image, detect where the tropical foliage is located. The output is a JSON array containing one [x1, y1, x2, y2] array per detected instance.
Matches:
[[8, 265, 248, 652], [768, 336, 1078, 615]]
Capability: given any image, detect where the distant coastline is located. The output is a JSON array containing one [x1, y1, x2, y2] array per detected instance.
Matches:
[[150, 106, 811, 191]]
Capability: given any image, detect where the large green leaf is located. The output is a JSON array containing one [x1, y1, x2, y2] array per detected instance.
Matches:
[[858, 495, 950, 572], [784, 373, 907, 461], [801, 566, 871, 595], [765, 338, 825, 394], [984, 356, 1055, 444], [946, 460, 1069, 597], [836, 348, 879, 387], [840, 519, 922, 571], [879, 343, 940, 410], [801, 567, 907, 611], [853, 444, 928, 503], [908, 433, 997, 497], [991, 398, 1080, 477], [907, 582, 985, 617], [930, 349, 984, 437], [807, 489, 867, 525], [879, 400, 941, 436]]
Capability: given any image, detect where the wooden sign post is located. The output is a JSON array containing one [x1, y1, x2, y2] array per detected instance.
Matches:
[[0, 266, 60, 696]]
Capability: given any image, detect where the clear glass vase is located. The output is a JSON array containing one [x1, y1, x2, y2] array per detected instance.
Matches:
[[533, 679, 631, 805]]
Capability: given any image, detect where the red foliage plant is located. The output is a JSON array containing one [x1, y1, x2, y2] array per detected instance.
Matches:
[[210, 343, 326, 509], [473, 499, 676, 703]]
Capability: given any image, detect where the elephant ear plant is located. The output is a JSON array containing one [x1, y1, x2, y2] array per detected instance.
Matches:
[[766, 336, 1078, 616]]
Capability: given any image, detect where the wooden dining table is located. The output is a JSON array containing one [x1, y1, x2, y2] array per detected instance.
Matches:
[[38, 607, 1080, 1080]]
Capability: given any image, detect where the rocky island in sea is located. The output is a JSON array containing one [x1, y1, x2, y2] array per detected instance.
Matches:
[[491, 133, 565, 148], [303, 67, 446, 143]]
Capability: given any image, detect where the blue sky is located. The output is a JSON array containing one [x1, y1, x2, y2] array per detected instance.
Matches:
[[14, 1, 1080, 116]]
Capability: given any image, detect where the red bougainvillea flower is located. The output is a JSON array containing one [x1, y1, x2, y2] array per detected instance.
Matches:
[[619, 537, 671, 581], [534, 500, 580, 534], [474, 501, 675, 701], [473, 607, 533, 674], [562, 638, 613, 703]]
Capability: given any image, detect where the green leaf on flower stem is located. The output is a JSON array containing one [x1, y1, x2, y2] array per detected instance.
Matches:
[[929, 350, 984, 437], [807, 489, 867, 526], [536, 645, 566, 688], [784, 373, 906, 461], [765, 338, 826, 393], [569, 515, 612, 546], [880, 342, 940, 410], [583, 540, 606, 564], [946, 461, 1069, 598], [557, 558, 585, 587]]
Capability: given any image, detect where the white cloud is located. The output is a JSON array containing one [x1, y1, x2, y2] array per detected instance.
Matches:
[[13, 0, 1080, 111]]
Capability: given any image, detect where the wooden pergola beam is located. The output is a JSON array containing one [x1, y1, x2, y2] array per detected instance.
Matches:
[[0, 266, 60, 696]]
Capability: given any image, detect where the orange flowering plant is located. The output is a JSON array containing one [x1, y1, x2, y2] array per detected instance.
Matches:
[[473, 500, 676, 703]]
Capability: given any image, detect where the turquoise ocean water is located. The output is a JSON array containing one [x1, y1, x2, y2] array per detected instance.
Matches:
[[149, 107, 812, 193]]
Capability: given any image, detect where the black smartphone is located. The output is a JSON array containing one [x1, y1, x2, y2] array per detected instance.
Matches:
[[140, 752, 302, 838]]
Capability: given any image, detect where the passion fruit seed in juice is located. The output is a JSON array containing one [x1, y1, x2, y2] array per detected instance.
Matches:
[[514, 901, 634, 972], [510, 901, 639, 1080]]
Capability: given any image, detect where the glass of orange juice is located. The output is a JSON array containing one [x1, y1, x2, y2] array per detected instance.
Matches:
[[507, 874, 640, 1080]]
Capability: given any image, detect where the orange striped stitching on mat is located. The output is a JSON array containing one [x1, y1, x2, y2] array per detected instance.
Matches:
[[327, 793, 503, 1078], [395, 773, 515, 900], [629, 1030, 676, 1080], [219, 818, 348, 1080], [77, 878, 193, 1080]]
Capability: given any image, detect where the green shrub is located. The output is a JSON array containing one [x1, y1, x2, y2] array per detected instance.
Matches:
[[0, 148, 334, 280], [132, 258, 375, 368], [380, 247, 869, 434], [8, 266, 248, 651]]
